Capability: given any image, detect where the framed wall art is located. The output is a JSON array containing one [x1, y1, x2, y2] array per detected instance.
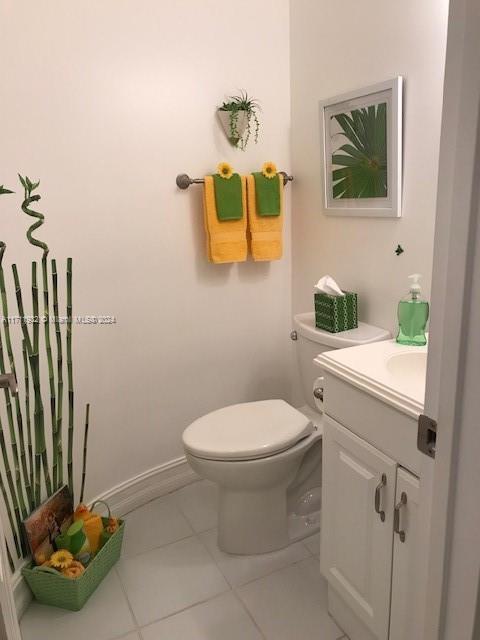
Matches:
[[320, 77, 403, 217]]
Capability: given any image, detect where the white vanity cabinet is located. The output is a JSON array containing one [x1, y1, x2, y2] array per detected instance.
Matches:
[[315, 340, 431, 640], [321, 416, 422, 640], [321, 417, 396, 639]]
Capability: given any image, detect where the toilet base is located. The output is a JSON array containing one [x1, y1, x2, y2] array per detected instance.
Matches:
[[218, 485, 291, 554], [288, 507, 321, 544]]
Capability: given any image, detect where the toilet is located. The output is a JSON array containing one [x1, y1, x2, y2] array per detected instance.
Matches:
[[182, 312, 390, 555]]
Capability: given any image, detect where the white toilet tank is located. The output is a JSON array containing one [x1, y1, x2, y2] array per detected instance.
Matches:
[[293, 312, 391, 411]]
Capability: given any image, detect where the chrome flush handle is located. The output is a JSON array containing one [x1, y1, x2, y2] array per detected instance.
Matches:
[[394, 492, 408, 542], [374, 474, 387, 522], [313, 387, 324, 402]]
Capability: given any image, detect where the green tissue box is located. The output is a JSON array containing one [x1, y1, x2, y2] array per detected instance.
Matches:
[[314, 291, 358, 333]]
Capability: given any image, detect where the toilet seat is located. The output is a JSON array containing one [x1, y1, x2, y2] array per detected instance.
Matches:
[[182, 399, 313, 462]]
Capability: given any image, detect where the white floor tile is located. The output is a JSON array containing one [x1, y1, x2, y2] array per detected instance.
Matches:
[[171, 480, 218, 532], [303, 532, 321, 556], [122, 494, 193, 556], [141, 592, 263, 640], [116, 634, 141, 640], [117, 535, 229, 627], [20, 570, 135, 640], [237, 557, 342, 640], [200, 528, 309, 587]]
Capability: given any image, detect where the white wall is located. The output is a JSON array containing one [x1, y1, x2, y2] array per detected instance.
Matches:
[[0, 1, 292, 504], [290, 0, 449, 334]]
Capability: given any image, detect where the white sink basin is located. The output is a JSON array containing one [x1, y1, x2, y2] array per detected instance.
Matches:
[[315, 339, 428, 416], [386, 352, 428, 391]]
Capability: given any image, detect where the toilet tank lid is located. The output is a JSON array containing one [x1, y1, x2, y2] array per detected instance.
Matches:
[[293, 312, 391, 348], [183, 400, 313, 461]]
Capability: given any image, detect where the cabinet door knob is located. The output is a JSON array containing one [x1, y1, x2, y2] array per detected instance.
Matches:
[[394, 492, 408, 542], [374, 473, 387, 522]]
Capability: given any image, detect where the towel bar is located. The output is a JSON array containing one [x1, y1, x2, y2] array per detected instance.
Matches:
[[176, 172, 293, 190]]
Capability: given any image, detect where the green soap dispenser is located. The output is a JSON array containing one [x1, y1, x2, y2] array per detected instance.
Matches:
[[396, 274, 429, 346]]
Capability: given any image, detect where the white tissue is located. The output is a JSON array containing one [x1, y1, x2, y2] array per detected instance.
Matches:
[[314, 275, 344, 297]]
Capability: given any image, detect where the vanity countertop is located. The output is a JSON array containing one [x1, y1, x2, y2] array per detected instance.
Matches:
[[315, 339, 427, 418]]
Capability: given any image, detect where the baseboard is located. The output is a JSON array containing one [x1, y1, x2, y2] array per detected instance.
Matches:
[[89, 455, 199, 517], [13, 455, 198, 619]]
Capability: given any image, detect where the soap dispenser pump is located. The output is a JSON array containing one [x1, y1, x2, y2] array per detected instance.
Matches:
[[396, 274, 429, 346]]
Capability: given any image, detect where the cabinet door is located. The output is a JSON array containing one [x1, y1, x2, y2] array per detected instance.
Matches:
[[389, 468, 421, 640], [321, 416, 397, 640]]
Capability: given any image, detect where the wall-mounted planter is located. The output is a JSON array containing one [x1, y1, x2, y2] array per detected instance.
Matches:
[[217, 109, 248, 147]]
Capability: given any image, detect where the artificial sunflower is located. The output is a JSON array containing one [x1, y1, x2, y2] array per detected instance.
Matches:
[[50, 549, 74, 570], [217, 162, 234, 180], [262, 161, 277, 179]]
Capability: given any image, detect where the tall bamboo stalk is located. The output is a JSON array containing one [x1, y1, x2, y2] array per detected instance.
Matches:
[[0, 186, 24, 555], [66, 258, 74, 501], [0, 469, 21, 557], [0, 413, 22, 553], [0, 325, 27, 519], [0, 260, 34, 511], [0, 243, 28, 520], [32, 262, 39, 356], [22, 340, 34, 506], [52, 259, 63, 490], [41, 254, 56, 491], [17, 176, 53, 503], [6, 539, 15, 573], [12, 265, 52, 505], [79, 403, 90, 504], [30, 263, 40, 503]]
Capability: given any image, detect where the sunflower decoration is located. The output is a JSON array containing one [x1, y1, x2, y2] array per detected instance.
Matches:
[[50, 549, 74, 570], [261, 162, 277, 179], [217, 162, 234, 180]]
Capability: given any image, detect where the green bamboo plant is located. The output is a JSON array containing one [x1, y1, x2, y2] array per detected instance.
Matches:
[[14, 176, 52, 504], [0, 185, 25, 557], [80, 403, 90, 504], [0, 177, 92, 568], [66, 257, 74, 498], [51, 259, 63, 490]]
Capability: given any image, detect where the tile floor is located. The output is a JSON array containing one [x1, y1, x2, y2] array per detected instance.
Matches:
[[20, 480, 347, 640]]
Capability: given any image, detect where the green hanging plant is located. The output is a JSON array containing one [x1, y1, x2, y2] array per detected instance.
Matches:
[[217, 91, 261, 150]]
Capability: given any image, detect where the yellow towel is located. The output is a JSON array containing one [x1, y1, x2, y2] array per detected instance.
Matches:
[[246, 175, 283, 261], [203, 175, 247, 263]]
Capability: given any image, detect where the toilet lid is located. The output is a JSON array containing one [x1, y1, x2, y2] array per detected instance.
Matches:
[[183, 400, 314, 461]]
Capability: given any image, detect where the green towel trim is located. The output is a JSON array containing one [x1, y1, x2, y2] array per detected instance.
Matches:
[[252, 172, 281, 217], [212, 173, 243, 221]]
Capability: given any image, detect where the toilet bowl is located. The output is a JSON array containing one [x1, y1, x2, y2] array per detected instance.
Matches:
[[183, 313, 390, 555]]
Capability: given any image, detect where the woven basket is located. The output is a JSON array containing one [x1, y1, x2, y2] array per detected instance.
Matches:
[[22, 518, 125, 611]]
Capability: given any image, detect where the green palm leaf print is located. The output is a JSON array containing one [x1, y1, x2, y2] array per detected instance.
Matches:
[[331, 102, 387, 199]]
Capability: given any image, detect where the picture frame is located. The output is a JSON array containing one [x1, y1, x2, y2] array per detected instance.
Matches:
[[319, 77, 403, 217], [22, 485, 73, 565]]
